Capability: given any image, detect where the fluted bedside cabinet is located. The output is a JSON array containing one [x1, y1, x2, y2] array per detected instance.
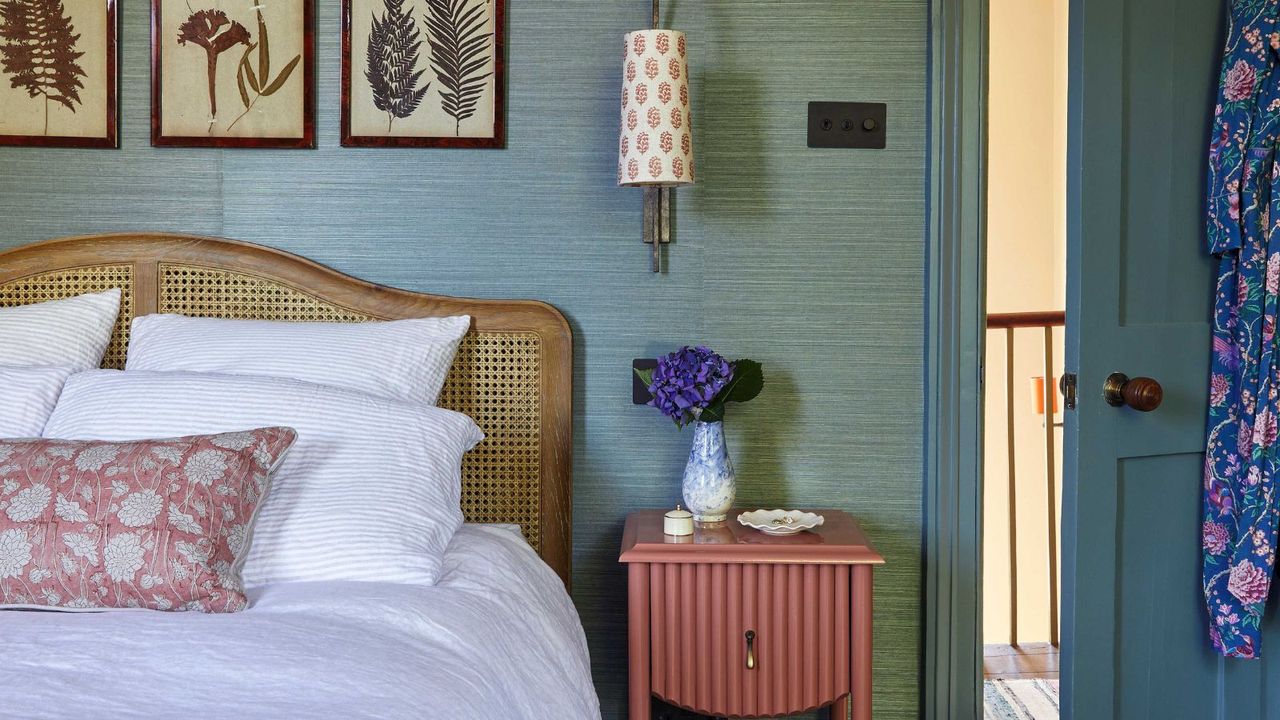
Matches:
[[619, 509, 884, 720]]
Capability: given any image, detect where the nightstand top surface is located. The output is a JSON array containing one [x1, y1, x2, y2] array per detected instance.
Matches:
[[619, 509, 884, 565]]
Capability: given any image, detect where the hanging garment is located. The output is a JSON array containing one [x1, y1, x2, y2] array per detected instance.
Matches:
[[1204, 0, 1280, 660]]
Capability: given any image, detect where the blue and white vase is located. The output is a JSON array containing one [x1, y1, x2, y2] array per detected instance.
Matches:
[[682, 421, 736, 523]]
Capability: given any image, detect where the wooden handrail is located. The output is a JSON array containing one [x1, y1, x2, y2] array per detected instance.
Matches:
[[986, 311, 1065, 329]]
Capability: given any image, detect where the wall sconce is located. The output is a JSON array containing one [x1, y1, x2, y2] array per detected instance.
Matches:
[[619, 0, 694, 272]]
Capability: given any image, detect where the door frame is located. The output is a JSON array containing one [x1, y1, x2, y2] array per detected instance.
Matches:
[[922, 0, 987, 717]]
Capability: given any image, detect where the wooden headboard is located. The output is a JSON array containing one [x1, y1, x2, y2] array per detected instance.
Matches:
[[0, 233, 573, 586]]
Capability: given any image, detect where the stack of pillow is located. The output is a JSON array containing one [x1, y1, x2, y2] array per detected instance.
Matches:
[[0, 290, 478, 613]]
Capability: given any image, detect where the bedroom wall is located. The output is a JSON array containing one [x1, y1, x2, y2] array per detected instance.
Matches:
[[0, 1, 927, 717]]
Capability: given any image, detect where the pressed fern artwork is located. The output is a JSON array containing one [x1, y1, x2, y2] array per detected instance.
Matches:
[[0, 0, 87, 134], [154, 0, 314, 147], [366, 0, 428, 132], [424, 0, 492, 136], [341, 0, 502, 146]]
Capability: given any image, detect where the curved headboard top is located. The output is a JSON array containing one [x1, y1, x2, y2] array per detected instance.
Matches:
[[0, 233, 573, 586]]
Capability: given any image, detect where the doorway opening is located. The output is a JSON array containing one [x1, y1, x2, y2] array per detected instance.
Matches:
[[981, 0, 1065, 716]]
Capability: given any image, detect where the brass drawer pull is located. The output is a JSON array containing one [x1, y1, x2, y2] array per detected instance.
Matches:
[[745, 630, 756, 670]]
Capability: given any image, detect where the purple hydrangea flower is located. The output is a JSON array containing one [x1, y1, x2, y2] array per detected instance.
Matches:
[[647, 345, 733, 426]]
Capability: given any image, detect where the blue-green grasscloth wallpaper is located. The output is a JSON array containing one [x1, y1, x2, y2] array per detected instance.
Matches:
[[0, 1, 926, 717]]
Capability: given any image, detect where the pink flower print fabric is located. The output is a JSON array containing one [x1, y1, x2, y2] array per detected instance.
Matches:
[[1203, 0, 1280, 659], [619, 29, 694, 186], [0, 428, 295, 613]]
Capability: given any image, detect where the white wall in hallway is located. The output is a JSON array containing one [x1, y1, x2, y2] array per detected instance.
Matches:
[[983, 0, 1068, 646]]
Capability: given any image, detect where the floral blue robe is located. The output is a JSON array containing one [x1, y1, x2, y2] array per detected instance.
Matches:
[[1204, 0, 1280, 660]]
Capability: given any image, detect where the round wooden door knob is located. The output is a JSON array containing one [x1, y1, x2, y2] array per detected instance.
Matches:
[[1103, 372, 1162, 412]]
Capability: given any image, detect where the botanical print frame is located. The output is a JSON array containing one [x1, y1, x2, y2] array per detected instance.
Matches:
[[0, 0, 118, 148], [341, 0, 504, 148], [151, 0, 315, 148]]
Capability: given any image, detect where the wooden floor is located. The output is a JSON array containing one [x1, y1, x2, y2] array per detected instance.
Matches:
[[984, 643, 1059, 680]]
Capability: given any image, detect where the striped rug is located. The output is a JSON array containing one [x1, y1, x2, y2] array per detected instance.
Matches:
[[984, 679, 1059, 719]]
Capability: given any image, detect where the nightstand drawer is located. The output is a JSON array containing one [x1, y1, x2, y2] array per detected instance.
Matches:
[[646, 562, 852, 717], [621, 510, 881, 720]]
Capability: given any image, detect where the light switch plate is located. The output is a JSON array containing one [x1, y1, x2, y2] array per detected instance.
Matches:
[[808, 101, 887, 149]]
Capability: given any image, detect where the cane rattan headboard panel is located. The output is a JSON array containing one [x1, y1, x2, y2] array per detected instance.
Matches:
[[0, 234, 573, 585]]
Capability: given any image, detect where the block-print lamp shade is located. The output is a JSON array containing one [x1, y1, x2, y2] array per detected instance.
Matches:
[[619, 29, 694, 187]]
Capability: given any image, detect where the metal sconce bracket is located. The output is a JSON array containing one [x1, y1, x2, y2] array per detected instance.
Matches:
[[644, 0, 668, 273], [643, 186, 671, 272]]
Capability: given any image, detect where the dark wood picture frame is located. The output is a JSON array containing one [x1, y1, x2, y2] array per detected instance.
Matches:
[[340, 0, 505, 148], [0, 0, 119, 148], [150, 0, 316, 148]]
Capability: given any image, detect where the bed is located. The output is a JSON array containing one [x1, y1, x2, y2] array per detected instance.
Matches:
[[0, 233, 598, 719]]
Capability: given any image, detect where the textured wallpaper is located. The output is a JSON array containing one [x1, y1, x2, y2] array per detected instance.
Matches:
[[0, 1, 928, 717]]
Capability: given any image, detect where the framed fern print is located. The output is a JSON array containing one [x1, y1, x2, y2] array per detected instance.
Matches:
[[151, 0, 315, 148], [341, 0, 504, 148], [0, 0, 118, 147]]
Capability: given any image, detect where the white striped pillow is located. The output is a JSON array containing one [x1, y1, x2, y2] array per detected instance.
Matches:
[[44, 370, 484, 587], [0, 366, 74, 438], [125, 314, 471, 405], [0, 289, 121, 370]]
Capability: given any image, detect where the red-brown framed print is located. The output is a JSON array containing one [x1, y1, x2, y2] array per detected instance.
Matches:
[[151, 0, 315, 148], [341, 0, 504, 148], [0, 0, 118, 148]]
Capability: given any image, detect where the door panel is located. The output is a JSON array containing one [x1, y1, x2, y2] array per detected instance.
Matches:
[[1065, 0, 1226, 718], [1114, 454, 1217, 720], [1117, 0, 1217, 327]]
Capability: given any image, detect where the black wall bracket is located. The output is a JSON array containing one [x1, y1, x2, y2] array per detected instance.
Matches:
[[632, 358, 658, 405]]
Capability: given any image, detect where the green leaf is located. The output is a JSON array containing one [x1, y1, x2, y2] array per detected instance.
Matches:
[[698, 403, 725, 423], [260, 54, 301, 96], [722, 359, 764, 404], [633, 367, 654, 388]]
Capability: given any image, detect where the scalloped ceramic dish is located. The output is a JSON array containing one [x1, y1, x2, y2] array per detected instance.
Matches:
[[737, 509, 825, 536]]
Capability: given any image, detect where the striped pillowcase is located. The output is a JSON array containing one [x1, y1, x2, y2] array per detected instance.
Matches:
[[0, 366, 75, 438], [44, 370, 484, 587], [126, 314, 471, 405], [0, 289, 121, 370]]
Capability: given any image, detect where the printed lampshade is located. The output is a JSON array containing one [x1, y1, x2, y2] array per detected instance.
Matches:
[[619, 29, 694, 187]]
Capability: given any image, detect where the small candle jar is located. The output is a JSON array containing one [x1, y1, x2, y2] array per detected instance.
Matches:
[[664, 505, 694, 536]]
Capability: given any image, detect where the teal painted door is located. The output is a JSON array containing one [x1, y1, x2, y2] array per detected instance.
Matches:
[[1061, 0, 1245, 718]]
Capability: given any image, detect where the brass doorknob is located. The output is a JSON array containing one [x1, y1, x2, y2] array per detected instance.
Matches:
[[1103, 372, 1162, 412]]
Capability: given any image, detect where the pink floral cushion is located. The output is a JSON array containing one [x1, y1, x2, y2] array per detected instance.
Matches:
[[0, 428, 296, 613]]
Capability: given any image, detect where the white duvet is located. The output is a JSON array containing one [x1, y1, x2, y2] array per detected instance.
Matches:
[[0, 525, 602, 720]]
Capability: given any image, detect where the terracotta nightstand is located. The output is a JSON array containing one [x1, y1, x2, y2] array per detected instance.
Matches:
[[619, 509, 884, 720]]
